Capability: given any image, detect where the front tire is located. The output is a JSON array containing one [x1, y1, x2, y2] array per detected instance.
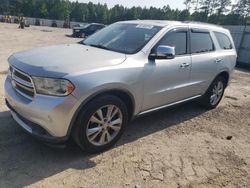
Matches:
[[72, 95, 128, 153], [200, 76, 226, 109], [81, 32, 85, 38]]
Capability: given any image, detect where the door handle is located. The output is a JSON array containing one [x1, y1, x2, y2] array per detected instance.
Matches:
[[215, 58, 222, 63], [180, 63, 190, 68]]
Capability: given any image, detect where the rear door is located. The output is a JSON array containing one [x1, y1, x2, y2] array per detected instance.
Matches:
[[188, 28, 219, 96]]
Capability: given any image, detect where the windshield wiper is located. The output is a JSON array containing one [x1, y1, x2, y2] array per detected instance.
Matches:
[[88, 44, 108, 50]]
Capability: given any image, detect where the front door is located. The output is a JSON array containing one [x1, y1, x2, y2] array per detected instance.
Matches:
[[142, 28, 192, 111]]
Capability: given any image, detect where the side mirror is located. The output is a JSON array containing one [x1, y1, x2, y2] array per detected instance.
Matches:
[[149, 45, 175, 60]]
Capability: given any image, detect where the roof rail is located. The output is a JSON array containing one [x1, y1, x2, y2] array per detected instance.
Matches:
[[182, 21, 222, 27]]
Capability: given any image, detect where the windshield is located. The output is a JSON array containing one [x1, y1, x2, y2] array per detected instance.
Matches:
[[83, 23, 162, 54], [82, 24, 90, 28]]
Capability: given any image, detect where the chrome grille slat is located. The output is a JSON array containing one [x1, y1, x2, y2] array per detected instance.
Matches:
[[12, 74, 34, 88], [15, 81, 34, 92], [9, 66, 35, 100], [15, 88, 34, 101], [14, 69, 31, 82]]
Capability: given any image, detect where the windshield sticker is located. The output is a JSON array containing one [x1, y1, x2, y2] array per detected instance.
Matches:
[[136, 24, 154, 29]]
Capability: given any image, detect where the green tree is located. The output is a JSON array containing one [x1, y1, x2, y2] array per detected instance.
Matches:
[[234, 0, 250, 17], [38, 1, 48, 18], [0, 0, 248, 25], [179, 10, 190, 21], [217, 0, 231, 15], [184, 0, 193, 11]]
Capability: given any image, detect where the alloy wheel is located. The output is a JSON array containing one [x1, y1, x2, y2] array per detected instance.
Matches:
[[210, 81, 224, 106], [86, 105, 123, 146]]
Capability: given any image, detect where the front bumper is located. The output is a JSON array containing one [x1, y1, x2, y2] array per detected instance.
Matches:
[[72, 30, 82, 37], [6, 100, 67, 144], [4, 76, 79, 141]]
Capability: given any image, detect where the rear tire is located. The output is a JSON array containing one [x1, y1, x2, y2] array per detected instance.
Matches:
[[200, 76, 226, 109], [72, 95, 128, 153]]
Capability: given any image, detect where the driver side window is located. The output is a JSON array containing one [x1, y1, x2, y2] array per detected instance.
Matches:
[[157, 30, 188, 56]]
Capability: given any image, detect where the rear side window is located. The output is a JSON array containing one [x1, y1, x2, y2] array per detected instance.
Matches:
[[214, 32, 233, 50], [191, 31, 214, 54], [158, 31, 187, 55]]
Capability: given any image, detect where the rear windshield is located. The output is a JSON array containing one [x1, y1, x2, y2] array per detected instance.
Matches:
[[83, 23, 162, 54]]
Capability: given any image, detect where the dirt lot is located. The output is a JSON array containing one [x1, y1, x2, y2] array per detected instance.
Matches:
[[0, 23, 250, 188]]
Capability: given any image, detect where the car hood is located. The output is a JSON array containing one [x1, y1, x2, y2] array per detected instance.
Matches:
[[9, 44, 126, 77]]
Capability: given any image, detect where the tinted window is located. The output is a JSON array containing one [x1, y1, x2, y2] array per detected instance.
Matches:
[[191, 31, 214, 54], [89, 25, 96, 30], [158, 31, 187, 55], [214, 32, 233, 50]]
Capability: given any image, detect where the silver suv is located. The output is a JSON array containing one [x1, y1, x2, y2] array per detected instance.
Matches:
[[5, 20, 236, 152]]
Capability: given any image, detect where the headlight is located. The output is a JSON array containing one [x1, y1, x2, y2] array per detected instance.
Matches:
[[32, 77, 75, 96]]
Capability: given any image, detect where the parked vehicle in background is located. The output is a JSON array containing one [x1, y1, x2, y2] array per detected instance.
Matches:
[[72, 23, 85, 28], [72, 23, 105, 38], [5, 20, 236, 153]]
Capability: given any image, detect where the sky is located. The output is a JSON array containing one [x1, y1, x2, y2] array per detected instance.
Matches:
[[71, 0, 186, 10]]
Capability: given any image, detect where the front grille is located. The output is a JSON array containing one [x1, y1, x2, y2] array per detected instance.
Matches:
[[10, 66, 35, 100], [14, 70, 31, 82]]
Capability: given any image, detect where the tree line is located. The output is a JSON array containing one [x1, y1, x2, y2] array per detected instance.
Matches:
[[0, 0, 249, 25]]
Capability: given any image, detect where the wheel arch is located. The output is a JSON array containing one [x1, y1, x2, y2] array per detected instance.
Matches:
[[217, 71, 230, 87], [67, 88, 135, 137]]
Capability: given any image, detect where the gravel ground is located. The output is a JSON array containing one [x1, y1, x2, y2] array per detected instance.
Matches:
[[0, 23, 249, 188]]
